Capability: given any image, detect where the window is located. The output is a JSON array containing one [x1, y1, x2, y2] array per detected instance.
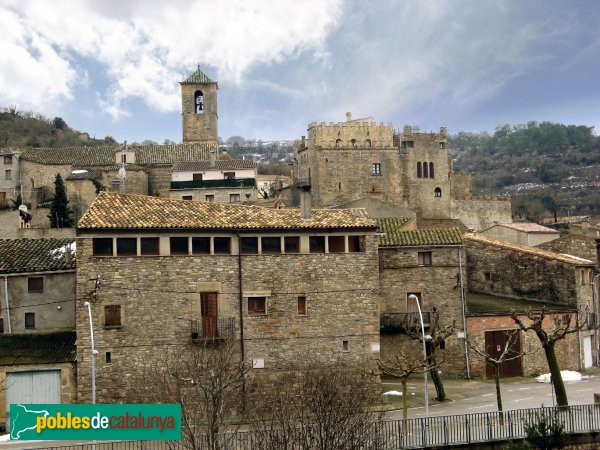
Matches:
[[5, 170, 12, 180], [25, 312, 35, 329], [230, 194, 240, 202], [284, 236, 300, 253], [371, 163, 381, 175], [423, 162, 428, 178], [335, 139, 341, 147], [418, 251, 432, 266], [170, 237, 189, 255], [104, 305, 122, 327], [429, 162, 434, 178], [348, 236, 363, 252], [205, 195, 215, 202], [0, 318, 4, 334], [194, 90, 204, 114], [434, 187, 442, 197], [28, 277, 44, 293], [366, 139, 372, 147], [338, 182, 341, 191], [328, 236, 345, 253], [484, 272, 491, 281], [213, 237, 231, 255], [342, 340, 349, 352], [93, 238, 113, 256], [193, 173, 203, 181], [224, 172, 236, 180], [105, 352, 112, 363], [240, 237, 258, 254], [4, 155, 12, 164], [309, 236, 326, 253], [192, 237, 210, 254], [248, 296, 266, 315], [262, 237, 281, 254], [141, 238, 159, 255], [298, 296, 307, 315], [351, 138, 357, 147], [402, 140, 414, 148], [121, 153, 127, 164], [439, 142, 446, 149], [417, 162, 422, 178], [116, 238, 137, 256], [182, 195, 193, 201]]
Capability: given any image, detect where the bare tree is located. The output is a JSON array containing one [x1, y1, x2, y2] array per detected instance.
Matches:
[[376, 352, 434, 422], [408, 308, 455, 401], [250, 362, 387, 450], [511, 309, 587, 407], [132, 339, 249, 450]]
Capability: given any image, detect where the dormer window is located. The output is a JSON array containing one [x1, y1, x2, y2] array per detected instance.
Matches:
[[195, 90, 204, 114]]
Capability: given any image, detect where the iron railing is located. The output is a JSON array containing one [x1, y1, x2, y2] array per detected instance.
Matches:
[[171, 178, 256, 190], [380, 312, 431, 334], [190, 317, 235, 341], [20, 404, 600, 449]]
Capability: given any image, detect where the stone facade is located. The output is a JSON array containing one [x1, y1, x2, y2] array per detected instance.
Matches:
[[480, 224, 559, 247], [536, 233, 598, 262], [0, 149, 19, 207], [181, 69, 218, 145], [76, 228, 381, 403]]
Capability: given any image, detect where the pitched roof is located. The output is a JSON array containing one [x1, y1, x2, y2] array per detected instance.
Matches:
[[181, 67, 215, 84], [0, 238, 76, 273], [66, 169, 102, 180], [78, 192, 377, 231], [484, 222, 559, 233], [465, 233, 595, 266], [377, 219, 463, 247], [466, 291, 574, 315], [171, 160, 257, 171], [0, 331, 76, 365], [20, 143, 214, 166]]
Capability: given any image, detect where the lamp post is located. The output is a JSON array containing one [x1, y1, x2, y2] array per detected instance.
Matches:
[[83, 301, 98, 404], [408, 294, 428, 418]]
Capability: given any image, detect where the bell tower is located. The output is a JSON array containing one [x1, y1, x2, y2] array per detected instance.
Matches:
[[180, 65, 218, 144]]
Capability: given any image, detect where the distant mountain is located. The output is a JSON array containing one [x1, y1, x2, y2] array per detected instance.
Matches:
[[0, 107, 117, 148], [449, 121, 600, 219]]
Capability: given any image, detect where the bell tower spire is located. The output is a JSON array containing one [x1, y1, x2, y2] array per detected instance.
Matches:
[[180, 66, 218, 145]]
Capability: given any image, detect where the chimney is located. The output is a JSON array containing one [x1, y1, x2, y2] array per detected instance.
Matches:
[[300, 185, 312, 221], [64, 245, 72, 265], [210, 149, 216, 167], [582, 217, 590, 233], [346, 112, 352, 122]]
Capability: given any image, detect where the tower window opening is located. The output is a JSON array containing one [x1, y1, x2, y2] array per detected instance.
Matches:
[[417, 162, 422, 178], [351, 138, 357, 147], [366, 139, 371, 147], [423, 162, 428, 178], [434, 187, 442, 197], [194, 90, 204, 114], [429, 162, 434, 178], [335, 139, 341, 147]]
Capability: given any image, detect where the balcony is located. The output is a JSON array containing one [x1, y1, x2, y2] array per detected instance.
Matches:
[[171, 178, 256, 190], [380, 312, 431, 334], [190, 317, 235, 341]]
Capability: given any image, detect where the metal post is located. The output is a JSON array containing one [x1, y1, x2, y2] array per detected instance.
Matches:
[[408, 294, 428, 418], [83, 301, 97, 404]]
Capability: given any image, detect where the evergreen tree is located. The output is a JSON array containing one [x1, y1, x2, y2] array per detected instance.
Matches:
[[48, 173, 74, 228]]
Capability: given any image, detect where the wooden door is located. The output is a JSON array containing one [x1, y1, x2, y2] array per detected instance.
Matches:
[[201, 293, 218, 338], [485, 330, 522, 378]]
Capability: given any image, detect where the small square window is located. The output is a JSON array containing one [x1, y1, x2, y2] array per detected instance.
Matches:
[[25, 312, 35, 329], [262, 237, 281, 254], [205, 195, 215, 202], [193, 173, 203, 181], [28, 277, 44, 293], [328, 236, 345, 253], [224, 172, 236, 180], [104, 305, 122, 327], [213, 237, 231, 254], [140, 237, 159, 255], [298, 296, 307, 315], [418, 251, 432, 266], [116, 237, 137, 256], [248, 297, 266, 315], [105, 351, 112, 363], [5, 169, 12, 181], [284, 236, 300, 253], [309, 236, 326, 253], [170, 237, 189, 255], [192, 237, 211, 254], [240, 237, 258, 254], [371, 163, 381, 175], [230, 194, 240, 202], [93, 238, 113, 256], [484, 272, 491, 281], [348, 236, 363, 252], [342, 340, 349, 352], [182, 195, 193, 201], [4, 155, 12, 164]]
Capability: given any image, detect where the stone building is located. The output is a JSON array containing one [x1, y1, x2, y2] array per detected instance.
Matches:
[[465, 233, 598, 370], [75, 192, 381, 403], [480, 222, 559, 246], [0, 148, 20, 208], [0, 238, 77, 428], [293, 114, 512, 231], [377, 219, 468, 376]]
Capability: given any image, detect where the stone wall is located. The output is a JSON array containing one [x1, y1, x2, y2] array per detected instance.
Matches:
[[449, 172, 473, 198], [451, 198, 513, 231], [0, 209, 76, 239], [169, 187, 258, 202], [22, 161, 72, 203], [536, 234, 598, 261], [75, 232, 381, 403], [147, 166, 172, 197]]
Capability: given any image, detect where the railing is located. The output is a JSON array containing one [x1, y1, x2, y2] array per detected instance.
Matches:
[[32, 404, 600, 449], [171, 178, 256, 190], [380, 312, 431, 334], [190, 317, 235, 341]]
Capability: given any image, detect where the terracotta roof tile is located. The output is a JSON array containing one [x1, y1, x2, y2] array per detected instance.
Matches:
[[465, 233, 595, 266], [0, 331, 76, 365], [78, 192, 377, 231], [377, 218, 463, 247], [171, 160, 257, 171], [0, 238, 76, 273]]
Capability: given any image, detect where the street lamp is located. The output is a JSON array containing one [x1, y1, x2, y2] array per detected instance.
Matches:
[[408, 294, 429, 418], [83, 301, 98, 404]]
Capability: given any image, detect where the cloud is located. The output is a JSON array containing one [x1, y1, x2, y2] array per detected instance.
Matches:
[[0, 0, 342, 118]]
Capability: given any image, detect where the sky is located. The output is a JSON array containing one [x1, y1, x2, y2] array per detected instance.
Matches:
[[1, 0, 600, 143]]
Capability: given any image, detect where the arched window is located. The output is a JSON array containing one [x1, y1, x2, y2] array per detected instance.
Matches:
[[338, 182, 341, 191], [423, 161, 428, 178], [194, 91, 204, 114], [351, 138, 357, 147], [366, 139, 372, 147], [434, 187, 442, 197], [429, 162, 434, 178], [417, 162, 422, 178], [335, 139, 341, 147]]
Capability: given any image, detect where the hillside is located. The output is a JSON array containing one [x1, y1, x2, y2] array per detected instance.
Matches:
[[0, 107, 117, 148], [449, 121, 600, 219]]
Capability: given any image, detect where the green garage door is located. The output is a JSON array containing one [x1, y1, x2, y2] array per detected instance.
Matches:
[[6, 370, 61, 429]]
